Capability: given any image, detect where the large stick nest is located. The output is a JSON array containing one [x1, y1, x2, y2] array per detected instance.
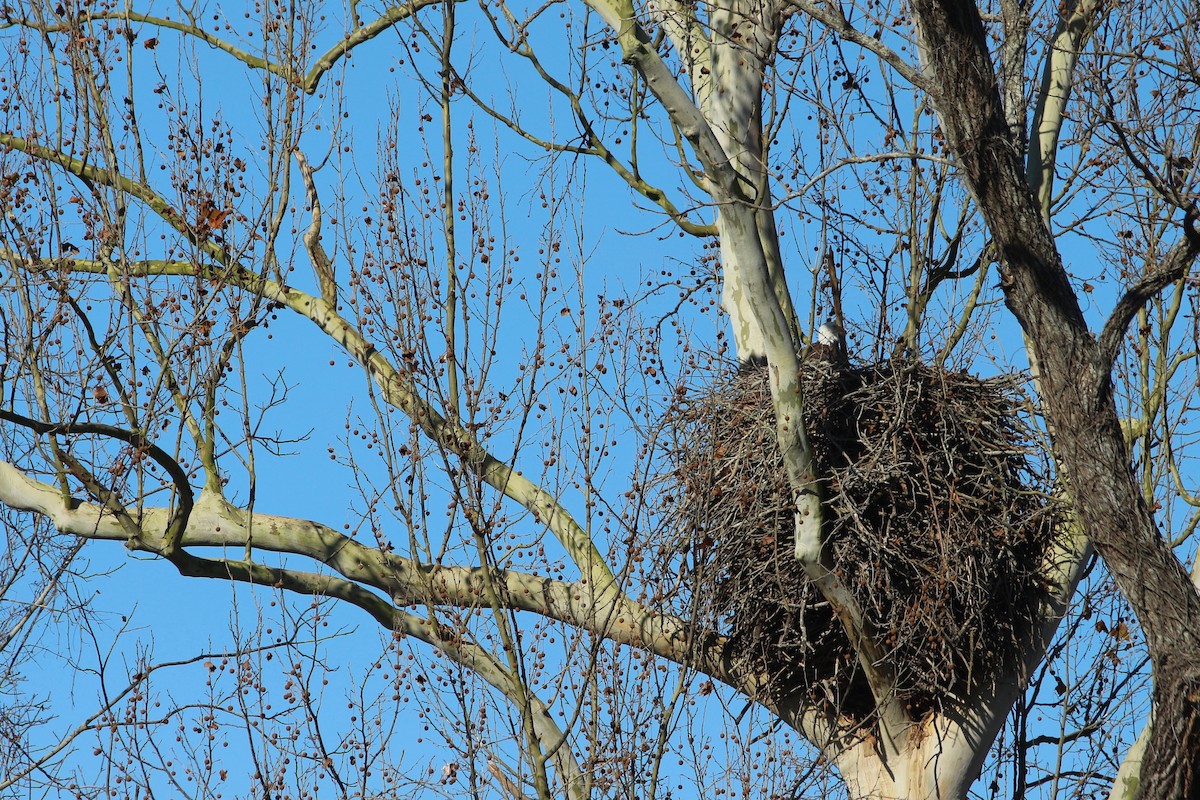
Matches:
[[661, 358, 1058, 720]]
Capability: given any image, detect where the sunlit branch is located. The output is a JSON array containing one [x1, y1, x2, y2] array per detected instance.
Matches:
[[0, 2, 446, 95], [300, 0, 449, 92], [0, 137, 620, 598], [786, 0, 924, 89], [0, 132, 228, 264], [0, 458, 779, 714], [1026, 0, 1107, 216], [293, 147, 337, 304], [438, 3, 462, 421], [1097, 212, 1200, 371]]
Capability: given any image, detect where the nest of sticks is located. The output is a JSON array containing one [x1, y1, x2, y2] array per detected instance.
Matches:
[[662, 357, 1058, 720]]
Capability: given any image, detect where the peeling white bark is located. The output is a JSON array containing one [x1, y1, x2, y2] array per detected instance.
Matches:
[[836, 709, 1000, 800], [718, 244, 770, 359], [1110, 719, 1150, 800], [648, 0, 797, 361], [705, 0, 798, 362], [1026, 0, 1106, 214], [0, 460, 669, 655]]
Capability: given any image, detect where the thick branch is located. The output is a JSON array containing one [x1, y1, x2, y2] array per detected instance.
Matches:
[[0, 409, 194, 551], [0, 462, 719, 684], [0, 133, 619, 600], [1026, 0, 1107, 214], [1097, 211, 1200, 369], [910, 3, 1200, 797]]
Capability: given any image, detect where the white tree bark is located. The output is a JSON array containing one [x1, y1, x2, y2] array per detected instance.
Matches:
[[835, 710, 1002, 800], [1026, 0, 1105, 215], [651, 0, 797, 361]]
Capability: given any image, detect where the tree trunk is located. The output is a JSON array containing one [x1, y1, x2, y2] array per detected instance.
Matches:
[[910, 3, 1200, 798], [832, 700, 1008, 800]]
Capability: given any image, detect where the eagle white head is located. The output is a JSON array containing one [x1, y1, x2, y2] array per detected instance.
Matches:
[[811, 320, 849, 365], [817, 321, 844, 346]]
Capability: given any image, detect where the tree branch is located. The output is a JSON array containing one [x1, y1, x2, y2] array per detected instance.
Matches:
[[293, 147, 337, 304], [0, 459, 722, 680], [1097, 209, 1200, 370], [0, 408, 194, 551], [0, 135, 621, 609], [1026, 0, 1107, 215], [0, 2, 445, 95]]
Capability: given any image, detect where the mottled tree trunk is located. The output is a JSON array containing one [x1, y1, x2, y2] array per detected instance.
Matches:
[[910, 3, 1200, 798]]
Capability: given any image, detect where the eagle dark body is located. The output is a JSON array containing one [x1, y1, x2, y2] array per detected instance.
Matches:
[[737, 353, 769, 373], [805, 340, 844, 365], [736, 322, 849, 373], [808, 321, 849, 366]]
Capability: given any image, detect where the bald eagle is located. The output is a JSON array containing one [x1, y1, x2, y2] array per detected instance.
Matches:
[[807, 321, 849, 366], [736, 322, 848, 372]]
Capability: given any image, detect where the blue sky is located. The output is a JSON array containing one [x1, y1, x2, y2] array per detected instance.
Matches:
[[4, 1, 1180, 797]]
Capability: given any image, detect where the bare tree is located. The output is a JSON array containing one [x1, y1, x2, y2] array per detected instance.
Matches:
[[1, 0, 1198, 798]]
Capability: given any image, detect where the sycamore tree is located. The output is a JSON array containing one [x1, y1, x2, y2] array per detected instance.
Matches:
[[1, 0, 1199, 798]]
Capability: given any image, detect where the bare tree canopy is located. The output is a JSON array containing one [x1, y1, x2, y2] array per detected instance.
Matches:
[[2, 0, 1199, 798]]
